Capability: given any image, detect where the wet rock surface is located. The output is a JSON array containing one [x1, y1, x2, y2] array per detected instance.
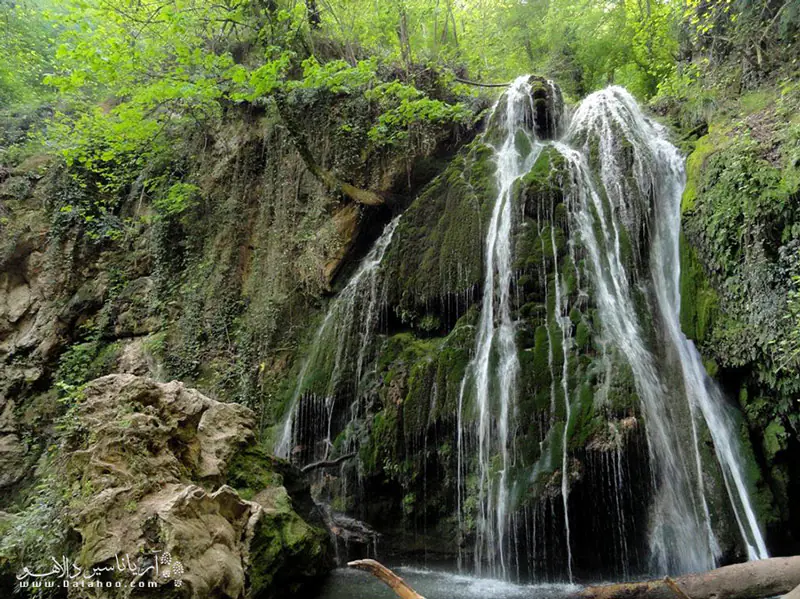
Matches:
[[1, 375, 332, 599]]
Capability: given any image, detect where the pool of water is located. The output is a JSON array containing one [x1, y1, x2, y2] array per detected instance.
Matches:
[[313, 566, 582, 599]]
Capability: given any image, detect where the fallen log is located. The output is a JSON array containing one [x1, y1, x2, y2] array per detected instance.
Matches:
[[348, 559, 425, 599], [580, 556, 800, 599], [663, 576, 692, 599]]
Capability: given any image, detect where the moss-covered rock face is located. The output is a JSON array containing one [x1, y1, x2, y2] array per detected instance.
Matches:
[[0, 69, 480, 593], [528, 75, 564, 140], [381, 141, 496, 327], [305, 81, 785, 576], [297, 97, 656, 576], [0, 374, 331, 599], [679, 82, 800, 547]]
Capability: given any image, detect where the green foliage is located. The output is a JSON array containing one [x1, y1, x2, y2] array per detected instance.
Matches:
[[0, 0, 56, 108], [42, 0, 263, 185], [153, 182, 200, 219], [0, 472, 73, 599], [365, 80, 471, 146], [678, 77, 800, 451], [26, 0, 474, 239], [774, 273, 800, 378], [317, 0, 679, 99], [55, 339, 121, 397], [688, 134, 797, 279], [683, 0, 799, 72], [294, 56, 377, 93]]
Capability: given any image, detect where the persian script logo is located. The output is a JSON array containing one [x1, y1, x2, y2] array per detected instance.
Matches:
[[16, 551, 184, 589]]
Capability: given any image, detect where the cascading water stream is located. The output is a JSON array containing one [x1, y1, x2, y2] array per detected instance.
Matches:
[[556, 86, 768, 572], [273, 76, 767, 584], [645, 105, 771, 563], [275, 217, 400, 460], [552, 226, 574, 583], [457, 76, 543, 578]]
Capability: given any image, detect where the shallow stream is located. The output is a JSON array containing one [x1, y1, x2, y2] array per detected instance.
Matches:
[[314, 566, 582, 599]]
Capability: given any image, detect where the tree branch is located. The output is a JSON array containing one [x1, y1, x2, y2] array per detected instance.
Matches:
[[454, 76, 509, 88], [348, 559, 425, 599], [664, 576, 693, 599], [580, 556, 800, 599], [300, 452, 356, 474], [785, 583, 800, 599]]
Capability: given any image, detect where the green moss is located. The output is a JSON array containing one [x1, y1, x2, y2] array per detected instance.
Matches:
[[226, 444, 282, 500], [736, 417, 779, 526], [520, 146, 565, 215], [360, 406, 400, 474], [605, 357, 638, 414], [55, 339, 122, 391], [383, 140, 496, 317], [762, 420, 787, 460], [404, 358, 437, 438], [682, 132, 720, 213], [532, 325, 552, 386], [568, 382, 598, 451], [739, 90, 774, 115], [247, 499, 330, 598], [575, 320, 591, 349], [703, 358, 719, 378], [679, 233, 719, 344]]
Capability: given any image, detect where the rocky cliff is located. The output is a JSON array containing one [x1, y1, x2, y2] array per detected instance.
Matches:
[[1, 65, 799, 593]]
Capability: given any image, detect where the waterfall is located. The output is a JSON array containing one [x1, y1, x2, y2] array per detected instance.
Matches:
[[457, 76, 543, 578], [557, 86, 768, 573], [552, 225, 574, 583], [273, 77, 768, 583], [275, 217, 400, 461]]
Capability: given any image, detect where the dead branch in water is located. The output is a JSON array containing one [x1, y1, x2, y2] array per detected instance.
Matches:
[[664, 576, 693, 599], [347, 559, 426, 599]]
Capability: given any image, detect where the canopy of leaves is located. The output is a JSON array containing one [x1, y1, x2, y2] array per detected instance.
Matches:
[[0, 0, 795, 192], [0, 0, 57, 108]]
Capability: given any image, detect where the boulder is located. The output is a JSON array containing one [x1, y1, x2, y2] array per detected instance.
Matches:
[[5, 375, 331, 599]]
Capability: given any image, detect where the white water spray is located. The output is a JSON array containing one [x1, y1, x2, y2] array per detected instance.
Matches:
[[457, 76, 543, 577], [558, 86, 768, 573], [275, 217, 400, 459]]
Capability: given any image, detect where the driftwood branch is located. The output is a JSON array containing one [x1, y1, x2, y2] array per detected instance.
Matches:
[[348, 559, 425, 599], [454, 76, 510, 88], [664, 576, 693, 599], [300, 452, 356, 474], [579, 556, 800, 599]]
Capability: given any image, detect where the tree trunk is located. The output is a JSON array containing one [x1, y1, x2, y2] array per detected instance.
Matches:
[[307, 0, 321, 28], [348, 559, 426, 599], [580, 557, 800, 599]]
